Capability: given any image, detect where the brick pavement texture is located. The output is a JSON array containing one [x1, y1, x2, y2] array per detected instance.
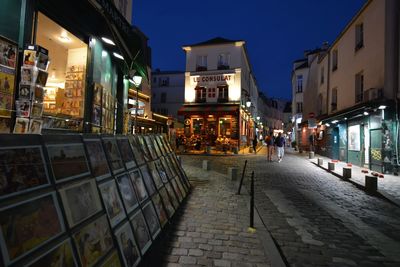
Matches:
[[158, 163, 271, 267], [179, 147, 400, 267]]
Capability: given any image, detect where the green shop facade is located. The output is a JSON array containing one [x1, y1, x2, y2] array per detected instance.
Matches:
[[315, 99, 399, 174], [0, 0, 149, 134]]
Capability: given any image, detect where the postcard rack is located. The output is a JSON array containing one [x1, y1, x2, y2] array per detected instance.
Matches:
[[0, 133, 190, 267]]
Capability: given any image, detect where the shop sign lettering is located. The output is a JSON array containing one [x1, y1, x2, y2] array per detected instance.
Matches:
[[192, 74, 234, 84]]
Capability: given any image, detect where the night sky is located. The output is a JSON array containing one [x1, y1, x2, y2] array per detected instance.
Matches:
[[133, 0, 366, 100]]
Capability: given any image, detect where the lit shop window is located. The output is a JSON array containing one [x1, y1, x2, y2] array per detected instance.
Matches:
[[219, 117, 232, 137], [36, 13, 87, 128]]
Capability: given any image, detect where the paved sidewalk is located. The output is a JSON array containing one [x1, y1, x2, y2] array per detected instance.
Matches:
[[308, 154, 400, 205], [158, 162, 272, 267]]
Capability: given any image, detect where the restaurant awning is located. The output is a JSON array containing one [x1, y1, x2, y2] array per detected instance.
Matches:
[[178, 105, 239, 116]]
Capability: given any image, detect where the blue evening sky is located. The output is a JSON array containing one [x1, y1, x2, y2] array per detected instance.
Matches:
[[133, 0, 367, 100]]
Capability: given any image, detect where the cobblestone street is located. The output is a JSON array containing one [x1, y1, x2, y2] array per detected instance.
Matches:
[[175, 147, 400, 267]]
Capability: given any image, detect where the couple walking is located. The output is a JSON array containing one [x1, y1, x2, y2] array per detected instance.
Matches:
[[265, 132, 285, 162]]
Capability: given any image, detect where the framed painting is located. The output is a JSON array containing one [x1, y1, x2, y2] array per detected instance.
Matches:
[[114, 222, 140, 267], [151, 194, 168, 227], [139, 165, 156, 196], [129, 170, 148, 204], [116, 174, 139, 214], [141, 201, 160, 239], [165, 182, 179, 208], [46, 143, 91, 183], [135, 135, 151, 161], [116, 137, 137, 170], [29, 119, 43, 134], [102, 137, 125, 174], [129, 210, 151, 254], [160, 156, 173, 179], [147, 161, 163, 189], [0, 145, 49, 199], [98, 179, 126, 228], [0, 193, 65, 265], [128, 136, 145, 166], [143, 136, 157, 160], [150, 135, 162, 158], [73, 215, 113, 267], [59, 179, 102, 228], [159, 187, 175, 218], [155, 159, 168, 184], [83, 138, 110, 181], [99, 250, 121, 267], [26, 239, 77, 267], [171, 179, 184, 202], [0, 36, 17, 69]]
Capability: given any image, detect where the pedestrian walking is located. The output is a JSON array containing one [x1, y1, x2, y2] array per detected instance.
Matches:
[[275, 133, 285, 162], [265, 133, 274, 162], [252, 138, 258, 154]]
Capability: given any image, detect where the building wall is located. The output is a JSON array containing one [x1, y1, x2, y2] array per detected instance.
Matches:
[[318, 56, 329, 115], [151, 72, 185, 121], [329, 0, 386, 112]]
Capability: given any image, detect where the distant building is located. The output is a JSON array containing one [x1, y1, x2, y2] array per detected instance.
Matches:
[[179, 37, 260, 151], [151, 70, 185, 122]]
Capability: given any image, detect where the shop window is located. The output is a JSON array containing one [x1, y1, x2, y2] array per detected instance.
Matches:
[[219, 117, 231, 137], [37, 13, 88, 130], [218, 85, 229, 102], [193, 118, 203, 135]]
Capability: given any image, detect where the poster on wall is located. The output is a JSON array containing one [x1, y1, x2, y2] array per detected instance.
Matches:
[[0, 36, 17, 68], [0, 193, 65, 265], [348, 125, 361, 151]]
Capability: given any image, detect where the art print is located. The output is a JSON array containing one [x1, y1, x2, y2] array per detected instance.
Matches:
[[175, 175, 188, 197], [160, 157, 173, 179], [130, 210, 151, 254], [73, 215, 113, 267], [117, 138, 136, 170], [136, 135, 151, 161], [348, 125, 361, 151], [92, 105, 101, 126], [21, 66, 33, 84], [171, 179, 184, 202], [155, 159, 168, 183], [18, 84, 31, 99], [0, 93, 12, 117], [147, 161, 163, 189], [35, 69, 48, 87], [0, 117, 11, 133], [128, 136, 145, 165], [165, 182, 180, 208], [26, 239, 77, 267], [141, 202, 160, 239], [0, 37, 17, 69], [150, 136, 162, 158], [31, 102, 43, 118], [0, 193, 64, 265], [114, 222, 140, 267], [156, 135, 167, 155], [36, 52, 49, 70], [15, 99, 31, 117], [117, 174, 139, 214], [46, 143, 90, 182], [129, 170, 148, 203], [93, 83, 102, 106], [140, 165, 156, 196], [84, 139, 110, 180], [99, 250, 122, 267], [59, 179, 102, 227], [23, 50, 36, 66], [33, 85, 44, 101], [151, 194, 168, 226], [13, 117, 30, 133], [144, 136, 157, 160], [159, 187, 175, 217], [29, 119, 42, 134], [0, 146, 49, 198], [103, 138, 124, 174], [99, 179, 125, 227]]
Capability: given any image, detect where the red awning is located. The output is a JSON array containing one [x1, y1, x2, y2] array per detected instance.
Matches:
[[178, 105, 239, 116]]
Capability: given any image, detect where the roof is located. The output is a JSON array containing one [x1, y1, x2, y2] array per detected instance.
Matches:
[[183, 37, 244, 47], [295, 61, 308, 70]]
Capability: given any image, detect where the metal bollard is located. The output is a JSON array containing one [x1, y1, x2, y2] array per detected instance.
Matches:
[[318, 158, 323, 166], [328, 162, 335, 171], [237, 160, 248, 195], [250, 171, 255, 228], [309, 151, 315, 159], [343, 167, 352, 179], [365, 175, 377, 193], [202, 160, 210, 171]]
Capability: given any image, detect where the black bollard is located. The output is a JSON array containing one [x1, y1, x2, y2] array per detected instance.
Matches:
[[250, 171, 255, 228], [237, 160, 248, 195]]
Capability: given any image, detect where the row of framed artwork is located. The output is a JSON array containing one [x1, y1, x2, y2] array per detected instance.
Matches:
[[0, 133, 191, 267]]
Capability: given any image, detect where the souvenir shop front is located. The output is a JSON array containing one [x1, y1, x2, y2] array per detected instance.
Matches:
[[0, 0, 147, 134]]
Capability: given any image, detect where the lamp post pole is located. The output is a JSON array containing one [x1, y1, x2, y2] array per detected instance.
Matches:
[[134, 85, 138, 134]]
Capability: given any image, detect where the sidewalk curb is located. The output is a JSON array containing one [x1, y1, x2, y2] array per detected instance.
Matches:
[[240, 185, 287, 267], [310, 161, 400, 208]]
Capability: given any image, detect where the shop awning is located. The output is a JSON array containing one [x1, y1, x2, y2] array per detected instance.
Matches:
[[178, 105, 239, 116]]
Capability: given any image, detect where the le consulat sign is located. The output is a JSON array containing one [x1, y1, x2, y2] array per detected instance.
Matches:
[[191, 74, 235, 84]]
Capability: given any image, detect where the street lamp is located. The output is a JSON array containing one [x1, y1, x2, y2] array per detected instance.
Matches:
[[129, 75, 142, 134], [246, 100, 251, 108]]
